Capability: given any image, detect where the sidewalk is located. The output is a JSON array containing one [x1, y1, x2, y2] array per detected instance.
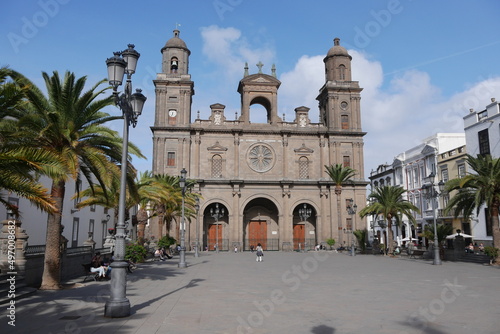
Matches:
[[2, 251, 500, 334]]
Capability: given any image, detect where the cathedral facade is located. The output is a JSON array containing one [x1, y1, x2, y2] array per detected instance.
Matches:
[[150, 30, 368, 251]]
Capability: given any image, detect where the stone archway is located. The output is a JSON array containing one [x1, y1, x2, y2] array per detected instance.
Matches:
[[292, 203, 317, 251], [202, 202, 228, 252], [243, 198, 279, 251]]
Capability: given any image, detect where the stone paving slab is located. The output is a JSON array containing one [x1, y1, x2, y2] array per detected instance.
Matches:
[[1, 251, 500, 334]]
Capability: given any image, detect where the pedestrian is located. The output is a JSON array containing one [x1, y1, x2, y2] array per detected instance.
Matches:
[[255, 243, 264, 262]]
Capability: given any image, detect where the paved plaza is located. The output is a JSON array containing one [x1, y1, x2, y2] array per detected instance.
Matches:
[[2, 251, 500, 334]]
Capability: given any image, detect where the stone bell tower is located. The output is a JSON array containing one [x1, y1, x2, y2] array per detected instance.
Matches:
[[317, 38, 363, 132]]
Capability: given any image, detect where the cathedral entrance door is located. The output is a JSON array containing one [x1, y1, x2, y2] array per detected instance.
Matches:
[[293, 224, 305, 251], [208, 223, 222, 251], [248, 220, 267, 250]]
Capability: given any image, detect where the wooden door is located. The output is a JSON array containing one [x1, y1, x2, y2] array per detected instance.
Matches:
[[293, 224, 305, 250], [208, 224, 222, 251], [249, 220, 267, 249]]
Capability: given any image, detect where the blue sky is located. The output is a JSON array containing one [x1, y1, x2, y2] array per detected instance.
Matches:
[[2, 0, 500, 177]]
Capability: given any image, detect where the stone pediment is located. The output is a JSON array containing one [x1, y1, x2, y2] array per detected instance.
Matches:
[[238, 74, 281, 92], [421, 144, 437, 156], [294, 143, 314, 154], [207, 141, 228, 152]]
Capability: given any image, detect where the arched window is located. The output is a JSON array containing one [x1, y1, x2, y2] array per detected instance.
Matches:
[[338, 64, 346, 80], [341, 115, 349, 129], [299, 156, 309, 179], [170, 57, 178, 73], [212, 154, 223, 178]]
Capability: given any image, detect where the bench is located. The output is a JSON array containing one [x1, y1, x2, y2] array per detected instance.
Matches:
[[82, 263, 99, 282], [408, 249, 425, 259]]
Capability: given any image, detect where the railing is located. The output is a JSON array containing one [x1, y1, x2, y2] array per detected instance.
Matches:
[[246, 239, 280, 251], [25, 244, 45, 255], [66, 246, 92, 255]]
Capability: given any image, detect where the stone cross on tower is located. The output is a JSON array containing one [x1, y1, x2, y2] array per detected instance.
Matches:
[[256, 61, 264, 73]]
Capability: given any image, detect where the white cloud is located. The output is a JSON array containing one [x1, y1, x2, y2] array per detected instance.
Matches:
[[197, 27, 500, 176], [200, 25, 275, 80]]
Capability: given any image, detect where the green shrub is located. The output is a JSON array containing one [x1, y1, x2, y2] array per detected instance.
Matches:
[[157, 235, 177, 249], [125, 242, 148, 263], [326, 238, 336, 249], [484, 246, 499, 261]]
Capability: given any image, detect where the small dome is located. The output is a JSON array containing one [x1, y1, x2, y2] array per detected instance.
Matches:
[[161, 29, 190, 53], [326, 38, 351, 59]]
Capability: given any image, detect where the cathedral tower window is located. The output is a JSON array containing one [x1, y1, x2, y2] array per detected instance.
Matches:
[[167, 152, 176, 167], [212, 154, 223, 178], [170, 57, 178, 73], [338, 64, 346, 80], [343, 155, 351, 167], [341, 115, 349, 129], [298, 156, 309, 179]]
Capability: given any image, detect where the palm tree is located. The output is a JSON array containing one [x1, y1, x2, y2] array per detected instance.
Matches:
[[421, 223, 453, 259], [325, 164, 356, 245], [444, 154, 500, 263], [8, 70, 144, 289], [359, 185, 420, 255], [0, 67, 61, 214], [75, 162, 138, 231]]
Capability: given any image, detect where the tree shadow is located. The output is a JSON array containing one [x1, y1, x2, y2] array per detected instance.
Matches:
[[311, 325, 335, 334], [130, 278, 205, 314]]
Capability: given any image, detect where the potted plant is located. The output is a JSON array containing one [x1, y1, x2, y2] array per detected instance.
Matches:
[[484, 246, 499, 265], [326, 238, 336, 250]]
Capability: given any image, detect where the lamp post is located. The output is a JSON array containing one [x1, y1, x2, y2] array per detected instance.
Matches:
[[194, 197, 200, 258], [422, 172, 445, 265], [346, 199, 357, 256], [104, 44, 146, 318], [179, 168, 187, 268], [298, 204, 311, 252], [210, 203, 224, 253]]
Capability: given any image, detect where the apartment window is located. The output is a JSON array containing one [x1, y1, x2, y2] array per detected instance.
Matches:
[[478, 129, 490, 155], [458, 164, 466, 178], [211, 154, 223, 178], [102, 219, 109, 246], [298, 156, 309, 179], [72, 218, 79, 248], [441, 169, 449, 182], [89, 219, 95, 239], [167, 152, 176, 167]]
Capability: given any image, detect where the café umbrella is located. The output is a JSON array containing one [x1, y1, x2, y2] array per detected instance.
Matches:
[[446, 233, 474, 239]]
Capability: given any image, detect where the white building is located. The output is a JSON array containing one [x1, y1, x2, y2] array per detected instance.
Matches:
[[0, 176, 117, 249], [369, 133, 466, 247], [462, 97, 500, 246]]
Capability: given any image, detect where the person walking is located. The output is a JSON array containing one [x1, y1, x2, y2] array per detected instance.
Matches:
[[256, 243, 264, 262]]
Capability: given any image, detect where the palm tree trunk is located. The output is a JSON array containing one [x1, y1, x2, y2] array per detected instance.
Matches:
[[40, 180, 65, 290], [336, 193, 342, 245], [491, 206, 500, 263], [387, 220, 394, 255]]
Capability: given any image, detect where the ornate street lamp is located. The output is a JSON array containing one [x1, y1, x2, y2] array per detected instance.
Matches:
[[194, 197, 200, 258], [298, 204, 311, 252], [422, 172, 445, 265], [179, 168, 187, 268], [346, 199, 357, 256], [104, 44, 146, 318], [210, 203, 224, 253]]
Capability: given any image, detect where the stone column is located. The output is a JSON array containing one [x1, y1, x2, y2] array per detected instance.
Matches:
[[0, 218, 29, 274]]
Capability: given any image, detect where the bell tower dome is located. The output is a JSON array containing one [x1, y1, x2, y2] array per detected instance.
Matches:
[[161, 29, 191, 75]]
